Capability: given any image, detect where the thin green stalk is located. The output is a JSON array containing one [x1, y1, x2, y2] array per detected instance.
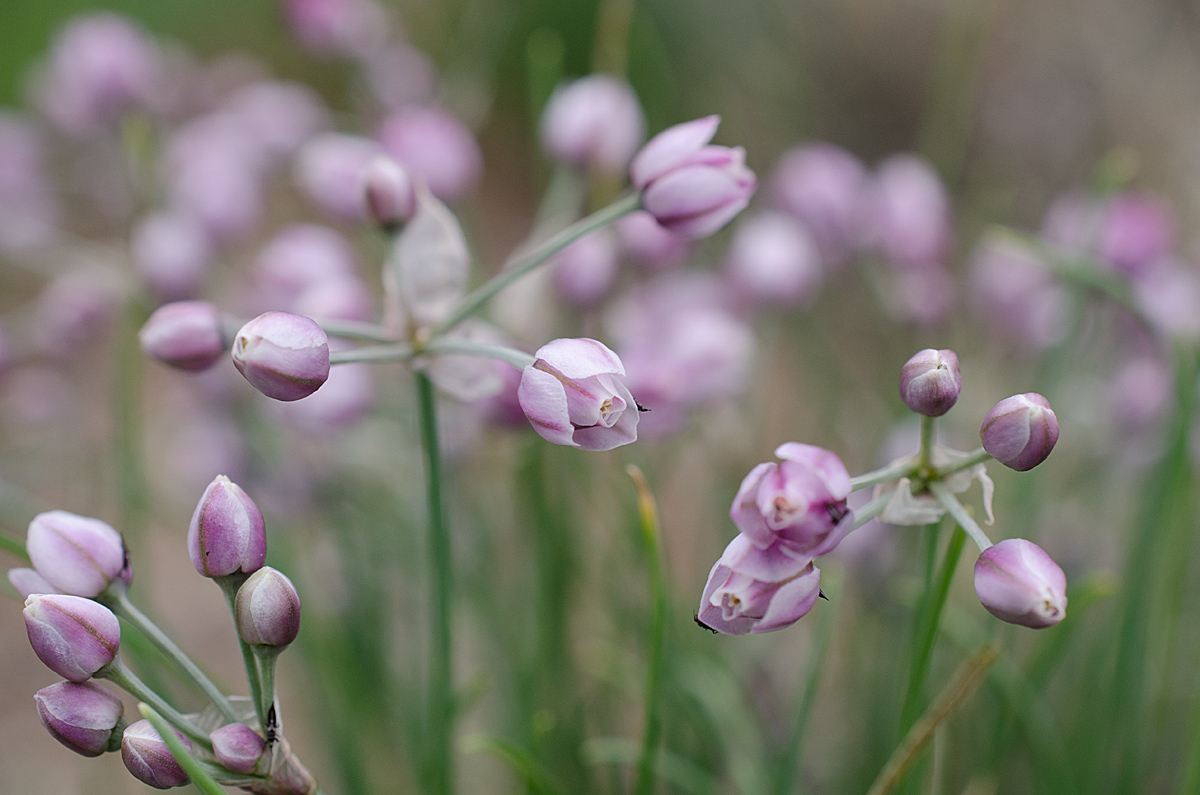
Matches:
[[850, 457, 918, 492], [0, 533, 28, 562], [257, 647, 282, 737], [101, 660, 211, 748], [139, 704, 228, 795], [330, 343, 415, 365], [108, 588, 240, 724], [917, 416, 935, 473], [628, 465, 667, 795], [421, 339, 536, 369], [932, 447, 991, 480], [431, 193, 641, 336], [773, 592, 834, 795], [416, 372, 454, 795], [927, 482, 992, 552], [319, 320, 400, 343], [218, 579, 266, 732]]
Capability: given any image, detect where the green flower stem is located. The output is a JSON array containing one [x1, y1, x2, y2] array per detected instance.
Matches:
[[330, 343, 415, 365], [431, 193, 642, 337], [255, 646, 282, 736], [100, 659, 211, 748], [138, 704, 227, 795], [931, 447, 991, 480], [416, 371, 454, 795], [850, 457, 919, 492], [0, 532, 28, 563], [917, 416, 935, 473], [319, 320, 401, 344], [108, 588, 240, 725], [421, 339, 537, 370], [627, 465, 667, 795], [218, 578, 267, 733], [927, 482, 992, 552], [850, 494, 889, 531]]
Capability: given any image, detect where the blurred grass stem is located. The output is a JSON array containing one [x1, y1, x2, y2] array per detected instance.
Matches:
[[628, 465, 667, 795]]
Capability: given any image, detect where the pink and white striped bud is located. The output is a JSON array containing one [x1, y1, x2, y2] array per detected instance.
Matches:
[[35, 680, 125, 757], [540, 74, 645, 173], [769, 143, 867, 267], [360, 155, 416, 227], [724, 212, 823, 306], [379, 106, 483, 202], [139, 301, 226, 372], [235, 566, 301, 648], [24, 594, 120, 682], [188, 475, 266, 580], [899, 348, 961, 417], [631, 115, 757, 239], [974, 538, 1066, 628], [210, 723, 268, 775], [696, 534, 822, 635], [518, 338, 639, 451], [980, 393, 1059, 472], [121, 719, 190, 789], [27, 510, 130, 598], [232, 311, 330, 401]]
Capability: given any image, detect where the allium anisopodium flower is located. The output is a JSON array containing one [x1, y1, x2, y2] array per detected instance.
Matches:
[[517, 338, 639, 451], [26, 510, 130, 597], [24, 594, 120, 682], [980, 392, 1059, 471], [188, 475, 266, 580], [235, 566, 302, 648], [232, 311, 330, 401], [899, 348, 962, 417], [138, 301, 226, 372], [35, 680, 125, 757], [974, 538, 1067, 628], [121, 719, 190, 789], [697, 534, 822, 635]]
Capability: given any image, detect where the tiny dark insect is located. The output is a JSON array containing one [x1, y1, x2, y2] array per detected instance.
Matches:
[[636, 401, 651, 413], [818, 590, 829, 601], [265, 705, 279, 746], [694, 613, 718, 634]]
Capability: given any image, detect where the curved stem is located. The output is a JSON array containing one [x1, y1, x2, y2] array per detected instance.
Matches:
[[217, 578, 266, 733], [431, 193, 641, 336], [932, 447, 991, 480], [138, 704, 227, 795], [256, 647, 281, 738], [850, 457, 919, 492], [109, 589, 240, 724], [100, 659, 212, 748], [319, 320, 401, 344], [421, 339, 535, 370], [927, 481, 993, 552], [628, 465, 667, 795], [918, 416, 935, 473], [330, 343, 415, 365], [850, 495, 889, 530]]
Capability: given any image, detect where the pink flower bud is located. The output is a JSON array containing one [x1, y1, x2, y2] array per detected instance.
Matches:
[[980, 393, 1059, 471], [35, 680, 125, 757], [859, 154, 952, 268], [232, 311, 330, 401], [282, 0, 389, 58], [769, 143, 867, 267], [210, 723, 267, 775], [614, 210, 689, 270], [188, 475, 266, 580], [899, 348, 961, 417], [131, 212, 213, 301], [968, 234, 1068, 352], [121, 719, 190, 789], [235, 566, 301, 648], [24, 594, 120, 682], [8, 567, 59, 598], [224, 81, 329, 163], [631, 116, 757, 240], [696, 534, 822, 635], [540, 75, 645, 173], [551, 229, 620, 306], [139, 301, 226, 372], [730, 443, 853, 557], [379, 106, 483, 202], [724, 212, 823, 305], [361, 155, 416, 227], [517, 338, 639, 451], [293, 133, 382, 221], [253, 223, 359, 309], [974, 538, 1066, 628], [27, 510, 129, 598], [1099, 192, 1175, 277]]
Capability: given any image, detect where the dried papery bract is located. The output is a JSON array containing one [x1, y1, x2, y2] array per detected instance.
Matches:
[[390, 187, 470, 330]]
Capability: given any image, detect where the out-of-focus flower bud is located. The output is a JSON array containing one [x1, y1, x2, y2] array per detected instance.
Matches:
[[294, 133, 382, 221], [859, 154, 951, 268], [899, 348, 961, 417], [540, 75, 645, 174], [696, 534, 822, 635], [34, 268, 125, 359], [24, 594, 120, 682], [131, 212, 212, 301], [730, 443, 853, 557], [163, 114, 265, 242], [0, 113, 60, 254], [8, 567, 59, 598], [361, 155, 416, 227], [224, 81, 329, 163], [281, 0, 389, 58], [1132, 261, 1200, 343], [364, 44, 436, 110], [27, 510, 129, 598], [631, 115, 756, 240], [35, 680, 125, 757], [232, 312, 330, 401], [518, 338, 639, 451], [968, 234, 1069, 352], [253, 223, 359, 309], [210, 723, 267, 775], [1109, 356, 1172, 432], [235, 566, 301, 648], [121, 719, 190, 789], [34, 13, 161, 138], [1099, 192, 1175, 278], [1040, 189, 1103, 255], [974, 538, 1067, 628], [188, 475, 266, 580], [614, 210, 689, 270], [724, 212, 823, 306], [552, 228, 620, 307], [769, 142, 866, 267], [379, 106, 482, 202], [139, 301, 226, 372], [391, 187, 470, 329], [980, 393, 1059, 471]]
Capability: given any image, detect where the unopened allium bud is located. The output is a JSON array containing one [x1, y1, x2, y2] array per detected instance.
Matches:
[[974, 538, 1067, 628], [121, 719, 190, 789], [138, 301, 226, 372], [235, 566, 302, 648], [696, 534, 822, 635], [232, 311, 330, 401], [631, 115, 757, 240], [518, 338, 639, 451], [210, 722, 267, 775], [24, 594, 120, 682], [980, 393, 1059, 471], [361, 155, 416, 227], [27, 510, 129, 597], [899, 348, 962, 417], [35, 680, 125, 757], [188, 475, 266, 580], [540, 74, 645, 173]]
